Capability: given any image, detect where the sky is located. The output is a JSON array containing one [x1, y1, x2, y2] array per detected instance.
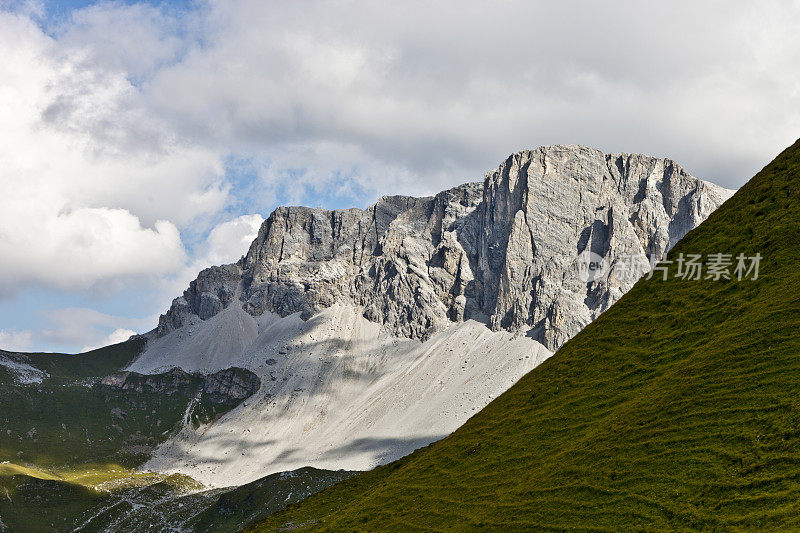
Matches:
[[1, 0, 799, 353]]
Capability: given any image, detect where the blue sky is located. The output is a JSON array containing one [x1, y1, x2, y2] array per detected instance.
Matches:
[[1, 0, 799, 352], [39, 0, 196, 20]]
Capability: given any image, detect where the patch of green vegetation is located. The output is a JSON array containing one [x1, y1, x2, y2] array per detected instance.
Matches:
[[0, 462, 60, 481], [0, 461, 201, 532], [71, 480, 224, 533], [61, 466, 358, 533], [14, 337, 146, 380], [252, 140, 800, 532], [0, 469, 103, 532], [191, 468, 358, 533], [0, 340, 255, 470], [0, 337, 261, 531], [0, 369, 201, 469]]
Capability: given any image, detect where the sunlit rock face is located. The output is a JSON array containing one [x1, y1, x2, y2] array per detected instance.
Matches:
[[157, 145, 732, 351], [477, 145, 732, 349]]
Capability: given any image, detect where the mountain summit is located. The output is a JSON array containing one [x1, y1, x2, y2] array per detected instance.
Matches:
[[155, 144, 731, 352]]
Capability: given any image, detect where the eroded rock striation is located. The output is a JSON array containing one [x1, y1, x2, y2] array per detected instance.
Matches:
[[157, 145, 732, 351]]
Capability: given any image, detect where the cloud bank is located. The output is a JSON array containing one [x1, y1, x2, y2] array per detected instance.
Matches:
[[1, 0, 799, 350]]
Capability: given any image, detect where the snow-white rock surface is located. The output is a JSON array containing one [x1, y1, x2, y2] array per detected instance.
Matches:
[[136, 305, 550, 487]]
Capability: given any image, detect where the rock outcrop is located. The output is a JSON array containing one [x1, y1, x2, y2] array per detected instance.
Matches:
[[157, 145, 732, 351], [200, 367, 262, 404], [101, 367, 261, 405], [157, 264, 241, 336]]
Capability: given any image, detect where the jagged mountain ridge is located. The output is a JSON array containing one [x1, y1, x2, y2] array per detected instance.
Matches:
[[157, 144, 732, 351]]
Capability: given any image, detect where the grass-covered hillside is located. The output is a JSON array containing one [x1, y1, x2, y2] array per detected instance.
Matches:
[[253, 139, 800, 531], [0, 338, 252, 471], [0, 338, 261, 531], [190, 468, 357, 533]]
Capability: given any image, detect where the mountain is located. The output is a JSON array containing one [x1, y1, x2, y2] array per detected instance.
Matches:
[[125, 145, 731, 487], [250, 140, 800, 531], [153, 145, 730, 352]]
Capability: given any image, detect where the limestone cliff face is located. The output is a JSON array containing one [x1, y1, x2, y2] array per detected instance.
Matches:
[[477, 146, 731, 348], [157, 145, 732, 351]]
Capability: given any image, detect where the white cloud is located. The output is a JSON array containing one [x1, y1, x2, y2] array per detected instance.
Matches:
[[0, 329, 34, 351], [81, 327, 137, 353], [140, 0, 800, 192], [0, 9, 224, 296], [201, 214, 264, 266], [0, 206, 187, 295], [37, 307, 152, 352], [54, 2, 187, 80]]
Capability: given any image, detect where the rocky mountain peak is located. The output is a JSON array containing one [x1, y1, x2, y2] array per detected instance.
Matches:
[[157, 145, 732, 351]]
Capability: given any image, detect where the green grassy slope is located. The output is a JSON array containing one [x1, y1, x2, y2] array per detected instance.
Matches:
[[62, 467, 356, 533], [0, 339, 198, 469], [0, 339, 198, 531], [253, 139, 800, 531], [0, 466, 200, 532], [0, 462, 354, 533], [0, 469, 103, 532], [16, 337, 146, 379], [190, 468, 358, 533], [0, 339, 257, 470], [0, 339, 264, 531]]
